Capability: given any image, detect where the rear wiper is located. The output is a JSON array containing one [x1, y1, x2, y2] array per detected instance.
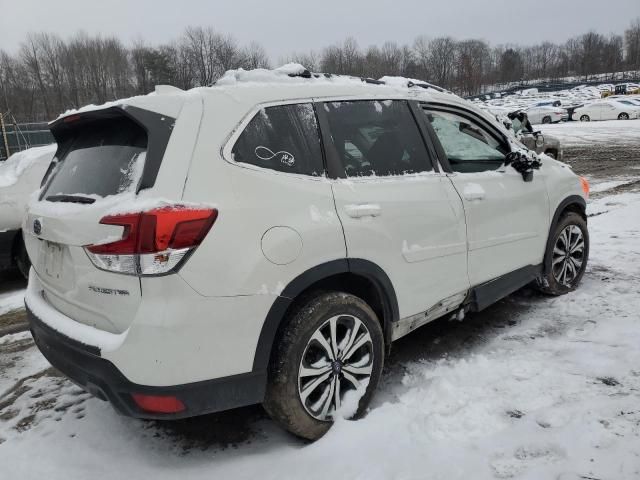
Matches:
[[45, 194, 96, 204]]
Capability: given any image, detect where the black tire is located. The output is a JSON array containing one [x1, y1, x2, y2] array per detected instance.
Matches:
[[618, 112, 629, 120], [263, 291, 385, 440], [542, 116, 552, 124], [14, 237, 31, 280], [537, 212, 589, 295], [580, 114, 590, 122]]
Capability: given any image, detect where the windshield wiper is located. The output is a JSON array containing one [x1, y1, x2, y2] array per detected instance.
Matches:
[[45, 194, 96, 204]]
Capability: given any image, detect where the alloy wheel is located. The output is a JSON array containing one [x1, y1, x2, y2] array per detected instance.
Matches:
[[298, 314, 374, 421], [552, 225, 585, 287]]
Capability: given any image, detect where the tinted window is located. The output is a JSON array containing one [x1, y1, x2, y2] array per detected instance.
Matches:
[[232, 103, 324, 176], [424, 109, 508, 173], [42, 116, 147, 198], [323, 100, 431, 177]]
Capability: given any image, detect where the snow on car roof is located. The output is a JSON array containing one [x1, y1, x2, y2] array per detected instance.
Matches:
[[55, 64, 457, 122]]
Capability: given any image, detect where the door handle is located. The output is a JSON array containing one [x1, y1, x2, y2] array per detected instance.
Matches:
[[463, 191, 485, 201], [344, 204, 382, 218], [462, 185, 486, 201]]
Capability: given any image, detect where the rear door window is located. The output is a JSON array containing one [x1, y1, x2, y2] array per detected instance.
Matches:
[[42, 116, 147, 199], [322, 100, 432, 177], [231, 103, 324, 176]]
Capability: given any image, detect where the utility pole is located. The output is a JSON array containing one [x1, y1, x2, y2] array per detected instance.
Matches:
[[0, 113, 10, 160]]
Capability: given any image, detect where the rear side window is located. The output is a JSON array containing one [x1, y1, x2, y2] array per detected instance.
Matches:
[[322, 100, 431, 177], [42, 116, 147, 198], [231, 103, 324, 176]]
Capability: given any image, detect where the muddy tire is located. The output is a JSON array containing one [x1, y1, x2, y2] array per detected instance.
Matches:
[[580, 114, 590, 122], [263, 291, 384, 440], [537, 212, 589, 295]]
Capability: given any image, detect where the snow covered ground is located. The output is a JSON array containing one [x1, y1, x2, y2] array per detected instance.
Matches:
[[0, 289, 24, 316], [1, 122, 640, 479], [2, 189, 639, 479], [542, 119, 640, 147]]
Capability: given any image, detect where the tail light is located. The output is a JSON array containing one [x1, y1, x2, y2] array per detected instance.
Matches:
[[85, 206, 218, 276]]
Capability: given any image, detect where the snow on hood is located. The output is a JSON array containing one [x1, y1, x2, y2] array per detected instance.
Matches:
[[0, 144, 56, 188]]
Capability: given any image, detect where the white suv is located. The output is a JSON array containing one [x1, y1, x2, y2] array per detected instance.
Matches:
[[24, 68, 590, 440]]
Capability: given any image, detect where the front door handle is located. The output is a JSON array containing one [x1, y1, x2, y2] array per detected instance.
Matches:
[[344, 204, 382, 218], [462, 185, 486, 201]]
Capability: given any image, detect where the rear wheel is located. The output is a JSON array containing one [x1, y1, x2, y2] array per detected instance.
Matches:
[[542, 116, 552, 124], [618, 112, 629, 120], [537, 212, 589, 295], [580, 114, 590, 122], [264, 291, 384, 440]]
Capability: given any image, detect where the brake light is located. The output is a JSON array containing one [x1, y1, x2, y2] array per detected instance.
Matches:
[[85, 206, 217, 275], [132, 393, 185, 414]]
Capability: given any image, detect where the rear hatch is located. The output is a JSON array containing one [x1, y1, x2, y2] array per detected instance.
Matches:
[[24, 106, 175, 334]]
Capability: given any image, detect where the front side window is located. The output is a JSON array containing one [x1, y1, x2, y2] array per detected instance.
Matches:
[[424, 109, 509, 173], [323, 100, 431, 177], [231, 103, 324, 176]]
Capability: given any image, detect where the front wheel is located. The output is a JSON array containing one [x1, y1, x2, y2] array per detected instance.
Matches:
[[580, 114, 590, 122], [537, 212, 589, 295], [618, 112, 629, 120], [264, 291, 384, 440]]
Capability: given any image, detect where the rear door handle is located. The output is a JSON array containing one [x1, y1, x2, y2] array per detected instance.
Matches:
[[344, 204, 382, 218]]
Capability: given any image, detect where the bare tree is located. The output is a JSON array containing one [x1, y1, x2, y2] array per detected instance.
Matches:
[[2, 20, 639, 123], [625, 18, 640, 70]]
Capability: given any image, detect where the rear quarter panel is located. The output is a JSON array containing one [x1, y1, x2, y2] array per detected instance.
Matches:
[[178, 94, 347, 298]]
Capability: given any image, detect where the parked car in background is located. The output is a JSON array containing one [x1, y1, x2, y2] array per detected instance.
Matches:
[[24, 68, 589, 441], [575, 99, 640, 121], [525, 105, 568, 124], [499, 110, 564, 160], [0, 144, 56, 278]]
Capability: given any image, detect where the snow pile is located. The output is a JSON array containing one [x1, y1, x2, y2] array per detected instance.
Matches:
[[28, 189, 216, 219], [0, 144, 56, 188]]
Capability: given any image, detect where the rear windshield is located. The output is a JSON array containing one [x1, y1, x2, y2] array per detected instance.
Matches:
[[42, 116, 147, 199]]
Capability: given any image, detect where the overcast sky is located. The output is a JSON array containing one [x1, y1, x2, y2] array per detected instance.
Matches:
[[1, 0, 639, 60]]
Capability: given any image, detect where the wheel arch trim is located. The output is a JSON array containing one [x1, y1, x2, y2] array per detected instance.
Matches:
[[251, 258, 399, 373], [543, 195, 587, 268]]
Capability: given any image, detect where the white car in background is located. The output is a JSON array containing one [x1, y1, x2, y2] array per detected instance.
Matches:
[[0, 144, 56, 278], [525, 105, 568, 124], [575, 100, 640, 121]]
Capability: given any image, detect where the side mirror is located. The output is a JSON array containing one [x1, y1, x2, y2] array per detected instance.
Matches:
[[504, 151, 542, 182]]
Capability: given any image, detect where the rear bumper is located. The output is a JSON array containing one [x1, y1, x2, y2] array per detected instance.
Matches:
[[27, 303, 266, 420], [0, 229, 19, 270]]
